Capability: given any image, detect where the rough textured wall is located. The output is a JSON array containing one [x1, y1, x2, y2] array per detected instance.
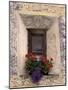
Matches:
[[59, 17, 66, 70], [10, 2, 28, 76], [9, 2, 66, 88], [9, 3, 18, 76], [46, 18, 61, 74], [9, 2, 66, 77], [20, 14, 54, 29], [13, 2, 65, 17]]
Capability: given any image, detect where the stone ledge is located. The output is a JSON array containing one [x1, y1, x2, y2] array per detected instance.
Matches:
[[10, 72, 65, 88]]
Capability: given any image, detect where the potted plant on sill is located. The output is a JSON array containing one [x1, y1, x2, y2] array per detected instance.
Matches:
[[25, 52, 53, 83]]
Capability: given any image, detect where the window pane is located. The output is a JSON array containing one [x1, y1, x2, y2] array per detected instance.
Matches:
[[32, 35, 43, 54]]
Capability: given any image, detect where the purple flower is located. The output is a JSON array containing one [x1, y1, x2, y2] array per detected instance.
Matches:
[[31, 69, 43, 83]]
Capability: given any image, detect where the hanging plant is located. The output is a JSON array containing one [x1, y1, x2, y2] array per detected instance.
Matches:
[[25, 52, 53, 83]]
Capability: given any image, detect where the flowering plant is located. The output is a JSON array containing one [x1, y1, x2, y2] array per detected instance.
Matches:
[[25, 52, 53, 83]]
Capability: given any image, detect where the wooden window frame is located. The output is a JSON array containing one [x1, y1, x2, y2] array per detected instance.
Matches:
[[27, 28, 47, 56]]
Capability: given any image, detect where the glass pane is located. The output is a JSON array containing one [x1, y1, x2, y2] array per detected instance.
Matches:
[[32, 35, 43, 54]]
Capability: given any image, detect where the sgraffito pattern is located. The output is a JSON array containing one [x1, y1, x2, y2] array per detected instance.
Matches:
[[9, 2, 18, 76], [59, 17, 66, 67], [9, 2, 66, 88]]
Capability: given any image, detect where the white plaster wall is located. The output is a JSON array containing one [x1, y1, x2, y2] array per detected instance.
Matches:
[[16, 12, 28, 76], [47, 18, 62, 74], [16, 12, 62, 75]]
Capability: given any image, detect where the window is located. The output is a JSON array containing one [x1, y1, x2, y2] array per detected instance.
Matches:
[[28, 29, 46, 56], [32, 34, 43, 54]]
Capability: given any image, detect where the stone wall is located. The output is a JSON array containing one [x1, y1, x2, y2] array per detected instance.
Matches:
[[20, 14, 54, 29], [20, 15, 62, 75], [9, 2, 66, 88], [12, 2, 65, 17], [10, 2, 28, 76], [10, 2, 18, 76], [59, 17, 66, 67]]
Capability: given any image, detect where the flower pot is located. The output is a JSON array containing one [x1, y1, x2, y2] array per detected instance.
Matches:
[[30, 69, 43, 83]]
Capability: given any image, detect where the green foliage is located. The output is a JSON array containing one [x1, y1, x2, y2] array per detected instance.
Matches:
[[41, 62, 49, 74], [25, 60, 42, 73], [25, 60, 51, 75], [25, 52, 53, 75]]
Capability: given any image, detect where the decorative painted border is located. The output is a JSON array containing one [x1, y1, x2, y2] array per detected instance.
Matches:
[[9, 1, 66, 88]]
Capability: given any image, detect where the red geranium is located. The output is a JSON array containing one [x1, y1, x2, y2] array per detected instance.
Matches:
[[25, 52, 36, 61], [40, 55, 53, 70], [25, 52, 53, 77], [48, 63, 53, 69], [40, 55, 48, 64]]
